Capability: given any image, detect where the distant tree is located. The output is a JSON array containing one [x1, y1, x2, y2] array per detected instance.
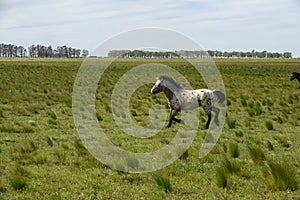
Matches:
[[46, 46, 53, 57], [28, 45, 36, 57], [0, 44, 3, 56], [75, 49, 81, 57], [17, 46, 26, 57], [62, 46, 68, 57], [7, 44, 13, 57], [0, 43, 293, 59], [56, 46, 68, 57], [82, 49, 89, 57], [283, 52, 292, 58], [106, 49, 293, 59]]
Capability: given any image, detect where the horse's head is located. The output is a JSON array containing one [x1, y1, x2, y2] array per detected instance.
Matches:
[[151, 78, 164, 94], [291, 72, 298, 81], [151, 75, 182, 94]]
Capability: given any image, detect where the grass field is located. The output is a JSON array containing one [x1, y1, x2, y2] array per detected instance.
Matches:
[[0, 57, 300, 199]]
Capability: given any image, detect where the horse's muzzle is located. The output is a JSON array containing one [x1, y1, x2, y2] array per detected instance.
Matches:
[[151, 87, 158, 94]]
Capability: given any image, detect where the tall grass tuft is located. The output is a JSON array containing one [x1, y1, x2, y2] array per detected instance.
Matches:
[[179, 149, 189, 160], [266, 140, 274, 151], [74, 140, 87, 155], [247, 108, 256, 117], [10, 176, 28, 191], [227, 119, 236, 129], [54, 149, 66, 164], [0, 109, 4, 118], [266, 161, 299, 191], [235, 130, 244, 137], [14, 165, 31, 177], [10, 165, 31, 191], [46, 136, 54, 147], [276, 115, 283, 124], [265, 120, 274, 130], [96, 111, 103, 121], [31, 154, 47, 165], [153, 173, 173, 193], [287, 94, 294, 104], [222, 143, 227, 153], [241, 99, 247, 107], [49, 109, 57, 120], [222, 157, 240, 174], [216, 167, 228, 188], [247, 145, 265, 164], [20, 140, 38, 154], [273, 135, 291, 148], [29, 140, 38, 151], [229, 142, 239, 158]]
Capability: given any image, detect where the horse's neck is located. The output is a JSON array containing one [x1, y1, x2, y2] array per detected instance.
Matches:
[[163, 87, 178, 102]]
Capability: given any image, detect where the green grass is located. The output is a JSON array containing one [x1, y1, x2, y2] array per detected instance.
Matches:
[[216, 167, 228, 188], [10, 176, 28, 191], [266, 140, 274, 151], [266, 161, 299, 191], [9, 165, 31, 191], [0, 58, 300, 199], [247, 145, 266, 164], [45, 136, 54, 147], [153, 173, 173, 193], [221, 156, 241, 174], [228, 142, 239, 158], [226, 118, 236, 129], [265, 120, 274, 130]]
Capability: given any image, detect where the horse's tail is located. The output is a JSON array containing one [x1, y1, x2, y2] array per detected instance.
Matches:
[[213, 90, 225, 104]]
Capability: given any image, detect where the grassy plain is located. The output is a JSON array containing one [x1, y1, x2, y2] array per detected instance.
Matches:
[[0, 57, 300, 199]]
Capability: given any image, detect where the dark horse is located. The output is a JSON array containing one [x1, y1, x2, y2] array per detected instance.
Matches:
[[290, 72, 300, 89], [151, 75, 225, 129]]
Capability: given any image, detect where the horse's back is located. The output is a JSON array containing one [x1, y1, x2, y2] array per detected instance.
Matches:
[[175, 89, 214, 110]]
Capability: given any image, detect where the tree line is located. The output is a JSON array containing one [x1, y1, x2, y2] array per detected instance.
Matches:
[[0, 43, 89, 58], [108, 50, 293, 59]]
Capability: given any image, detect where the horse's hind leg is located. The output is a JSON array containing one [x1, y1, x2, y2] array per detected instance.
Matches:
[[202, 106, 212, 129], [205, 112, 212, 129], [212, 106, 220, 126]]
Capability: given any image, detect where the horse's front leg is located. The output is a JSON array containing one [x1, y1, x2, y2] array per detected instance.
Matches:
[[167, 109, 180, 127], [173, 118, 184, 124]]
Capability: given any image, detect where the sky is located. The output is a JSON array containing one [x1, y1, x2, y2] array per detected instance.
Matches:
[[0, 0, 300, 57]]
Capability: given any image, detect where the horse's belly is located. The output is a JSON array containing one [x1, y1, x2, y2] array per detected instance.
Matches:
[[181, 103, 198, 110], [180, 98, 199, 110]]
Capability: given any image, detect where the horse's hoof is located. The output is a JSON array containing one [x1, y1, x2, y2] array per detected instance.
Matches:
[[180, 120, 185, 124]]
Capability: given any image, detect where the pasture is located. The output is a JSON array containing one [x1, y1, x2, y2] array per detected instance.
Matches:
[[0, 57, 300, 199]]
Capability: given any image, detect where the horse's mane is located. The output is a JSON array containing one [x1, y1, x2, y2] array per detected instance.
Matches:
[[157, 75, 183, 89]]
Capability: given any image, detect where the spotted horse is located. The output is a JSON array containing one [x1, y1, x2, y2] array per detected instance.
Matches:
[[151, 75, 225, 129]]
